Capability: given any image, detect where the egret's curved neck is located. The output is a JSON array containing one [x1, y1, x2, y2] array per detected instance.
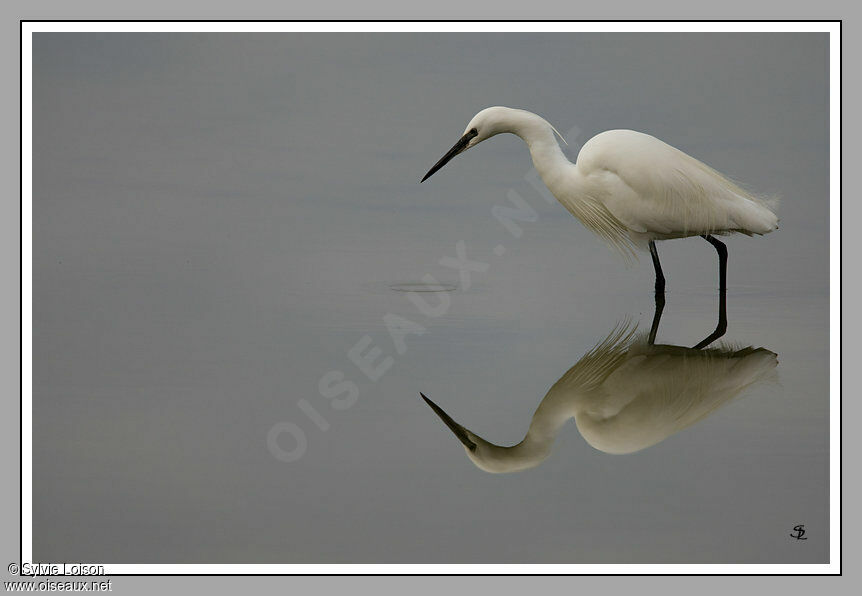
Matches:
[[506, 112, 573, 192]]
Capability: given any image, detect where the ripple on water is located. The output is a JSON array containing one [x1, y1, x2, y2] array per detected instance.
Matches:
[[389, 282, 457, 293]]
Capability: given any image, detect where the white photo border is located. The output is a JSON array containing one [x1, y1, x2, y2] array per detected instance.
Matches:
[[20, 19, 842, 576]]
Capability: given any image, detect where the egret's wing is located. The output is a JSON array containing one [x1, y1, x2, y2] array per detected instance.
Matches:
[[577, 130, 778, 238]]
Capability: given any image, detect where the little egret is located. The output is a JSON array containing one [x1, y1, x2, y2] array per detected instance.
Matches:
[[421, 107, 778, 291], [420, 315, 777, 473]]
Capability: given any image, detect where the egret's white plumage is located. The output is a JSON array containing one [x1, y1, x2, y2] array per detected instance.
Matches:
[[573, 128, 778, 257], [421, 321, 778, 474], [422, 106, 778, 273]]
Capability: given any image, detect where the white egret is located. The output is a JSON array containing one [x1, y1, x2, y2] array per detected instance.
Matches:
[[420, 318, 777, 474], [421, 107, 778, 291]]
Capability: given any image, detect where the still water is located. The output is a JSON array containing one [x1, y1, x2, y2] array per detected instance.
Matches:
[[32, 32, 829, 563]]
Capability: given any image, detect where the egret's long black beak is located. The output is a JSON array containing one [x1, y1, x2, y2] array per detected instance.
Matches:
[[420, 392, 477, 451], [420, 129, 478, 183]]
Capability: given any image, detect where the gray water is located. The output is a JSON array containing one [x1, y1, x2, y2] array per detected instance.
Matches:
[[32, 32, 829, 564]]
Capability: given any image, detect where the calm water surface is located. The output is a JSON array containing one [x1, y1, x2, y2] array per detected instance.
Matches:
[[32, 32, 829, 563]]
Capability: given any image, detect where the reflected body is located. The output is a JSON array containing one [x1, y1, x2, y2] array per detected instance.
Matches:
[[422, 107, 779, 291], [421, 305, 777, 474]]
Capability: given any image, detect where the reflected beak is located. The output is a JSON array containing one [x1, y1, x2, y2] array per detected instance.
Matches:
[[420, 129, 479, 182], [420, 392, 477, 451]]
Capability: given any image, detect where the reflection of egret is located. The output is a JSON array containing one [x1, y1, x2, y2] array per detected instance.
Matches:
[[421, 302, 777, 474], [421, 107, 778, 291]]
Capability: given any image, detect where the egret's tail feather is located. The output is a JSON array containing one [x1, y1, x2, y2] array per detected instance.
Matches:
[[692, 159, 779, 235]]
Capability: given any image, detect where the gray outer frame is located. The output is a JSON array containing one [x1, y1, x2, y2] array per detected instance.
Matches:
[[4, 3, 851, 595]]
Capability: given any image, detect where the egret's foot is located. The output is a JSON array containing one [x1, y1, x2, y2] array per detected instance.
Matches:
[[693, 288, 728, 349]]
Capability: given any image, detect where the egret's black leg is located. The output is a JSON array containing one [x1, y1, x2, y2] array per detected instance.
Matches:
[[649, 240, 666, 294], [701, 234, 728, 291], [648, 291, 665, 346], [693, 288, 728, 349]]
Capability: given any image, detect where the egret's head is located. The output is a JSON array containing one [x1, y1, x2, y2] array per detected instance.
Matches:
[[464, 106, 516, 144], [419, 392, 550, 474], [420, 106, 515, 183]]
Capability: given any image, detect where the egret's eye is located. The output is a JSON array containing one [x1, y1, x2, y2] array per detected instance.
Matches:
[[470, 128, 478, 136]]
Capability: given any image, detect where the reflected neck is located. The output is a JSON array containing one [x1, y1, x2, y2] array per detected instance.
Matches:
[[476, 393, 577, 473]]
